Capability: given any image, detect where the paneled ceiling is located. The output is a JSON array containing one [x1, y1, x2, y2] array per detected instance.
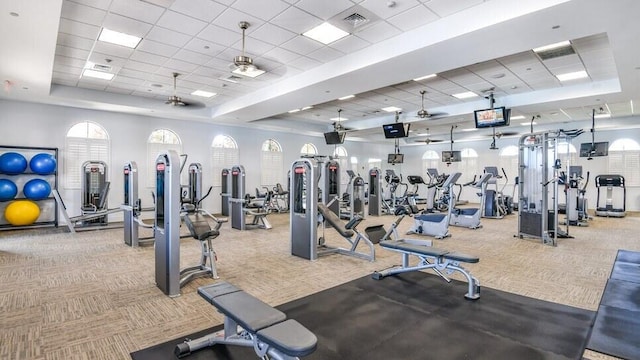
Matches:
[[1, 0, 639, 144]]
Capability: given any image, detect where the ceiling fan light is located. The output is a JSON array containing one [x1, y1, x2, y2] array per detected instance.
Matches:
[[232, 65, 265, 78]]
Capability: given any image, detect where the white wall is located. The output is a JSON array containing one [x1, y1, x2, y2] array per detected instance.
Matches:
[[1, 99, 638, 221]]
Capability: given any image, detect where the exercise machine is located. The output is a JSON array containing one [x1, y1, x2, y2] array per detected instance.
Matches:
[[368, 167, 383, 216], [595, 175, 626, 217], [290, 157, 375, 261], [407, 172, 461, 239], [449, 173, 491, 229], [174, 282, 317, 359], [482, 166, 512, 218], [321, 160, 340, 216], [561, 166, 590, 226], [154, 150, 221, 297], [80, 160, 109, 226], [220, 168, 230, 216], [340, 170, 365, 220], [229, 165, 272, 230], [181, 163, 202, 206], [122, 161, 155, 247], [372, 215, 481, 300]]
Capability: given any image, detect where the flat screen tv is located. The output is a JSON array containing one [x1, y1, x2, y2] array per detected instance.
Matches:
[[324, 131, 345, 145], [382, 122, 410, 138], [579, 142, 609, 157], [474, 107, 510, 128], [441, 150, 461, 163], [387, 153, 404, 164]]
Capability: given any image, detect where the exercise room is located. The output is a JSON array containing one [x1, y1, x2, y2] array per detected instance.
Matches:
[[2, 0, 640, 359]]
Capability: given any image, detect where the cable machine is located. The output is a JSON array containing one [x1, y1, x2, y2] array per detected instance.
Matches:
[[368, 167, 383, 216], [80, 160, 109, 226], [220, 168, 230, 216], [122, 161, 154, 247]]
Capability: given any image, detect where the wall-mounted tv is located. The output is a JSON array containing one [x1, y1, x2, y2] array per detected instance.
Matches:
[[441, 150, 461, 163], [382, 122, 410, 138], [579, 142, 609, 157], [387, 153, 404, 164], [474, 107, 510, 128], [324, 131, 345, 145]]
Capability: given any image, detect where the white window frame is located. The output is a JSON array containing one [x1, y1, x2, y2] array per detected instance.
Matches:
[[64, 121, 110, 189], [211, 135, 239, 187], [146, 128, 182, 188], [261, 139, 283, 187], [608, 138, 640, 186]]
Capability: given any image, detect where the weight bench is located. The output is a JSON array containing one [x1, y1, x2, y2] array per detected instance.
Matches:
[[243, 208, 272, 229], [175, 282, 317, 360], [373, 239, 481, 300], [317, 203, 375, 262]]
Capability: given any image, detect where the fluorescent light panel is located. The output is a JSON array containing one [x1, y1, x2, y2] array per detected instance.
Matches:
[[451, 91, 477, 99], [413, 74, 436, 81], [338, 95, 355, 100], [594, 113, 611, 119], [232, 67, 265, 78], [381, 106, 402, 112], [521, 121, 537, 126], [510, 115, 526, 120], [303, 22, 349, 45], [288, 106, 313, 113], [330, 117, 348, 121], [556, 70, 588, 82], [82, 69, 114, 80], [532, 40, 571, 53], [98, 28, 142, 48], [191, 90, 216, 98]]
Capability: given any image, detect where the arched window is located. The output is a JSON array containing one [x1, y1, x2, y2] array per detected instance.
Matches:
[[498, 145, 519, 180], [64, 121, 110, 189], [458, 148, 478, 182], [147, 129, 182, 187], [300, 143, 317, 156], [368, 158, 382, 171], [211, 135, 239, 186], [608, 138, 640, 186], [421, 150, 440, 176], [555, 142, 577, 169], [261, 139, 283, 187], [332, 146, 349, 188], [350, 156, 359, 176]]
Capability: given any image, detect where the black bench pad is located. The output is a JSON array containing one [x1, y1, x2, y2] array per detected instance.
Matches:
[[210, 291, 286, 333], [379, 240, 478, 263], [318, 203, 354, 238], [257, 319, 318, 357], [198, 282, 241, 301], [415, 214, 447, 223]]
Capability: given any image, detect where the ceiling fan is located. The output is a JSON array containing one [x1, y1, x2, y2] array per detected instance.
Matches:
[[165, 73, 205, 109], [416, 90, 447, 119], [487, 128, 520, 150], [413, 128, 444, 144], [231, 21, 264, 78]]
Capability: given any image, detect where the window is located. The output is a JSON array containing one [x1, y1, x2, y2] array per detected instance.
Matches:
[[211, 135, 239, 186], [458, 148, 478, 182], [147, 129, 182, 187], [350, 156, 359, 176], [608, 138, 640, 186], [300, 143, 318, 156], [368, 158, 382, 170], [332, 146, 349, 188], [421, 150, 440, 176], [64, 121, 110, 189], [498, 145, 519, 181], [556, 142, 577, 169], [261, 139, 283, 187]]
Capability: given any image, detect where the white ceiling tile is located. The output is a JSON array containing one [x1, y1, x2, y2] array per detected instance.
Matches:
[[288, 56, 321, 70], [93, 41, 135, 59], [102, 13, 153, 38], [170, 0, 227, 22], [56, 45, 90, 60], [183, 74, 218, 86], [137, 39, 179, 58], [109, 0, 165, 24], [52, 74, 79, 86], [355, 21, 401, 43], [61, 1, 107, 25], [386, 5, 438, 31], [542, 54, 583, 71], [328, 34, 371, 53], [129, 51, 169, 66], [58, 18, 101, 39], [56, 33, 95, 50], [163, 58, 200, 73], [183, 38, 226, 56], [231, 37, 276, 56], [111, 75, 146, 86], [104, 86, 134, 95], [145, 26, 192, 48], [212, 8, 264, 34], [54, 55, 86, 68], [117, 68, 153, 80], [307, 46, 344, 63], [123, 60, 161, 74], [204, 57, 234, 71], [262, 47, 301, 64], [232, 0, 291, 21], [156, 10, 208, 36], [422, 0, 484, 17], [360, 0, 421, 19], [172, 49, 212, 65], [280, 36, 324, 56], [295, 0, 354, 20], [251, 23, 297, 46], [53, 63, 82, 75], [270, 6, 323, 34], [197, 24, 240, 47], [88, 52, 127, 68]]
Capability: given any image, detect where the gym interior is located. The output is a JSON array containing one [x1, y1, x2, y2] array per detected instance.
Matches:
[[2, 1, 640, 359]]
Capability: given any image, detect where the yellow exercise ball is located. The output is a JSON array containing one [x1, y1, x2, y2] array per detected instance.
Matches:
[[4, 200, 40, 226]]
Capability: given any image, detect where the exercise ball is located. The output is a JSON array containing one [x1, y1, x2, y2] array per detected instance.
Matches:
[[29, 153, 57, 175], [23, 179, 51, 200], [4, 200, 40, 226], [0, 152, 28, 175], [0, 179, 18, 201]]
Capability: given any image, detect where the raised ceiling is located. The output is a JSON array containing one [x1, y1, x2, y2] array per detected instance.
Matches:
[[1, 0, 639, 143]]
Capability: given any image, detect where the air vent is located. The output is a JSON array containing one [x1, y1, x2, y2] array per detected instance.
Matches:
[[92, 63, 112, 71], [536, 45, 576, 60], [343, 13, 369, 28]]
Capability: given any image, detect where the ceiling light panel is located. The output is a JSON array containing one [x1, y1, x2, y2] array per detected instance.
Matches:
[[451, 91, 478, 99], [303, 22, 350, 45], [98, 28, 142, 48], [381, 106, 402, 112], [338, 95, 355, 100], [82, 69, 115, 80], [413, 74, 437, 81], [191, 90, 217, 98], [556, 70, 588, 82], [232, 67, 265, 78], [532, 40, 571, 53]]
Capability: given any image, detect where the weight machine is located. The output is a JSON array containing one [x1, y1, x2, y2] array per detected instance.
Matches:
[[122, 161, 155, 247], [339, 170, 365, 220], [229, 165, 272, 230], [80, 160, 109, 226], [595, 175, 626, 217], [220, 168, 230, 216]]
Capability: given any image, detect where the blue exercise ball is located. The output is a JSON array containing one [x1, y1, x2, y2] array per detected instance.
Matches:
[[23, 179, 51, 200], [0, 179, 18, 201], [29, 153, 57, 175], [0, 152, 28, 175]]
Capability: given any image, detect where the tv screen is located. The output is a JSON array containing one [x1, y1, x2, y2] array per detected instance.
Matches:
[[382, 122, 410, 138], [387, 153, 404, 164], [579, 142, 609, 157], [474, 107, 510, 128], [324, 131, 345, 145], [441, 150, 461, 163]]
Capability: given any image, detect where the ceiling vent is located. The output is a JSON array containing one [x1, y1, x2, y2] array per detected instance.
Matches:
[[92, 63, 112, 71], [536, 44, 576, 60], [330, 5, 380, 33], [343, 13, 369, 28]]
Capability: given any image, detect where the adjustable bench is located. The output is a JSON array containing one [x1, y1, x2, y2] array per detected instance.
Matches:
[[373, 239, 481, 300], [317, 203, 375, 262], [175, 282, 317, 360]]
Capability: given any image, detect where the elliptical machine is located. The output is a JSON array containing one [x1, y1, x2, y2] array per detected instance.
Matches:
[[562, 166, 590, 226], [482, 166, 513, 218], [449, 173, 492, 229], [407, 173, 461, 239]]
